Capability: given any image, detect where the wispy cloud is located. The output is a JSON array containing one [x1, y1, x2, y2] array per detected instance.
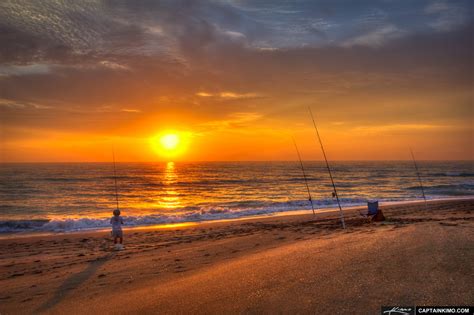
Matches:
[[93, 105, 141, 113], [0, 98, 51, 109], [196, 112, 263, 134], [341, 24, 406, 48], [196, 91, 262, 100], [424, 1, 469, 32], [0, 64, 52, 76], [120, 108, 141, 113], [352, 123, 448, 134], [196, 92, 213, 97], [99, 61, 130, 71]]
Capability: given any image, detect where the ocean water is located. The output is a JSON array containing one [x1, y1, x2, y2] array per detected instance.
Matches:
[[0, 161, 472, 233]]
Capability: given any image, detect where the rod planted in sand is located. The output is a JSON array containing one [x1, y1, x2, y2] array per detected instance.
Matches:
[[409, 148, 427, 209], [308, 107, 346, 229], [112, 146, 120, 210], [292, 137, 316, 215]]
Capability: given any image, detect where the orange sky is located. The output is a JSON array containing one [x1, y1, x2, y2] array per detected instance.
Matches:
[[0, 1, 472, 162]]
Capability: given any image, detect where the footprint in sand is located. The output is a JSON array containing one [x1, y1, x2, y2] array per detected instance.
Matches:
[[439, 222, 458, 226], [9, 273, 25, 278], [174, 266, 186, 273]]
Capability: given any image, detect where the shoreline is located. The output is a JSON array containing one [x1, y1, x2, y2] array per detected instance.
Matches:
[[1, 196, 473, 240]]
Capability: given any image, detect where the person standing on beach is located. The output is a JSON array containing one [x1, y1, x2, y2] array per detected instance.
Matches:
[[110, 209, 124, 250]]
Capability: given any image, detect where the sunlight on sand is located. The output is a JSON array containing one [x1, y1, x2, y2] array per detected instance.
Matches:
[[133, 222, 198, 230]]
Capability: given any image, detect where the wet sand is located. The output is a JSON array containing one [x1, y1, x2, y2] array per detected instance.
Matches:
[[0, 199, 473, 314]]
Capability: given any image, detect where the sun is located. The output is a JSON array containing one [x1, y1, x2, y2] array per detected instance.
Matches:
[[150, 131, 190, 159], [160, 134, 180, 150]]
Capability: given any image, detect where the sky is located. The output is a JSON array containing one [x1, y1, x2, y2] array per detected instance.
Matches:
[[0, 0, 472, 162]]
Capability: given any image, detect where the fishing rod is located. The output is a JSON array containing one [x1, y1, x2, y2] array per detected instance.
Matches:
[[409, 148, 427, 209], [308, 107, 346, 229], [293, 137, 315, 215], [112, 146, 120, 211]]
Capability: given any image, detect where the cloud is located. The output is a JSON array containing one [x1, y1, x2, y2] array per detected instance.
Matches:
[[196, 112, 263, 133], [196, 91, 262, 100], [98, 61, 130, 71], [0, 98, 51, 109], [341, 24, 406, 48], [92, 105, 142, 113], [0, 0, 179, 65], [256, 47, 280, 51], [196, 92, 213, 97], [223, 30, 247, 41], [424, 1, 469, 32], [0, 64, 52, 76], [219, 92, 260, 99], [352, 123, 448, 134], [120, 108, 141, 113], [1, 0, 471, 69]]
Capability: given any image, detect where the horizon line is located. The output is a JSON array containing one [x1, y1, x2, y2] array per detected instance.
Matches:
[[1, 159, 473, 164]]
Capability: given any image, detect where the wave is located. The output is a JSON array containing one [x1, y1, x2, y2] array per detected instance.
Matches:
[[407, 183, 473, 196], [429, 172, 474, 177], [0, 219, 50, 233], [408, 183, 474, 190], [286, 177, 321, 182], [39, 177, 92, 182], [175, 179, 266, 186], [0, 197, 373, 233], [99, 176, 134, 180]]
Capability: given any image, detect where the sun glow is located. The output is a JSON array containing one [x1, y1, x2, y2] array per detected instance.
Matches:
[[160, 134, 180, 150], [150, 131, 190, 159]]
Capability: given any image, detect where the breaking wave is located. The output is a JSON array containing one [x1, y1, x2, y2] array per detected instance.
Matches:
[[0, 198, 374, 233]]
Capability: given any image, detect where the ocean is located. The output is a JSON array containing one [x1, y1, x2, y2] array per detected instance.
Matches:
[[0, 161, 472, 233]]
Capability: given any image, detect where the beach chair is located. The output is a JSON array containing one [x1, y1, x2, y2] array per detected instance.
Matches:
[[359, 200, 379, 217], [360, 200, 386, 221]]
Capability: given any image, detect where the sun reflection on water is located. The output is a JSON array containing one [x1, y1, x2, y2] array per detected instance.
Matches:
[[159, 161, 181, 209]]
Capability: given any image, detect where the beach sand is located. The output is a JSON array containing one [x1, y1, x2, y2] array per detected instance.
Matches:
[[1, 199, 473, 314]]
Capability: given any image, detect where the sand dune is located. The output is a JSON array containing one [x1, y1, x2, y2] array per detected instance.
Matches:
[[1, 199, 473, 314]]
